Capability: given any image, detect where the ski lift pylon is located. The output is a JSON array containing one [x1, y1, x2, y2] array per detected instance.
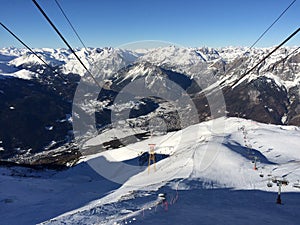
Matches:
[[148, 144, 156, 174]]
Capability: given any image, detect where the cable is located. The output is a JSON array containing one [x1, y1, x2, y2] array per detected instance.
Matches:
[[273, 46, 300, 66], [53, 0, 104, 76], [216, 0, 297, 86], [0, 22, 68, 83], [228, 27, 300, 89], [250, 0, 297, 49], [32, 0, 102, 88], [54, 0, 88, 51]]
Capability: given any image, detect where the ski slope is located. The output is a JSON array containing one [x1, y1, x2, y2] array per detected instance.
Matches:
[[1, 117, 300, 225]]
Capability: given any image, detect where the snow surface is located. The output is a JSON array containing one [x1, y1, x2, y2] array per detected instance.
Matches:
[[1, 117, 300, 225], [1, 68, 34, 80], [1, 46, 300, 94]]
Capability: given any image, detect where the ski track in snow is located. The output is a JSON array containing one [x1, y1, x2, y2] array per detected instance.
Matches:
[[1, 117, 300, 225]]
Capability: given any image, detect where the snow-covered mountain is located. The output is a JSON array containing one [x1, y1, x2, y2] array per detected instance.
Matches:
[[1, 46, 299, 90], [2, 117, 300, 225], [1, 46, 299, 81], [1, 45, 300, 224], [1, 46, 300, 165]]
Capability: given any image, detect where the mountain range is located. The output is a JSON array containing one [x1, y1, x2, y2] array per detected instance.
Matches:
[[0, 46, 300, 166]]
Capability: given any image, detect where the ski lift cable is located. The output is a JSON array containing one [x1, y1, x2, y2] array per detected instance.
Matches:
[[229, 27, 300, 90], [54, 0, 115, 88], [54, 0, 88, 51], [249, 0, 297, 49], [32, 0, 102, 88], [54, 0, 104, 73], [273, 46, 300, 66], [0, 22, 68, 83], [215, 0, 298, 89], [54, 0, 105, 71]]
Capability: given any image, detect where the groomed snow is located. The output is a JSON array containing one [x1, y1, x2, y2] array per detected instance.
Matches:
[[2, 117, 299, 225]]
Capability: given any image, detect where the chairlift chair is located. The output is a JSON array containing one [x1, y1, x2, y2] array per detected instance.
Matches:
[[293, 180, 300, 189], [259, 172, 264, 178], [282, 178, 289, 186], [267, 180, 273, 187], [158, 193, 166, 201], [158, 193, 166, 198]]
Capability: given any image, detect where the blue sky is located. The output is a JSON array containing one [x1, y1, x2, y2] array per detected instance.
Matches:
[[0, 0, 299, 48]]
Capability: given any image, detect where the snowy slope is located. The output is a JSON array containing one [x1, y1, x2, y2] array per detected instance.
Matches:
[[2, 117, 300, 225], [9, 49, 67, 68], [1, 45, 300, 164], [138, 46, 217, 87], [77, 117, 300, 191], [40, 117, 300, 224], [0, 47, 136, 80], [0, 47, 31, 79], [1, 46, 299, 89], [139, 46, 206, 67], [62, 48, 139, 78]]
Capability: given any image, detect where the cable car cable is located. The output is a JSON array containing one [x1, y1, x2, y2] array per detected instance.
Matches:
[[53, 0, 105, 76], [217, 0, 297, 88], [54, 0, 88, 51], [250, 0, 297, 49], [228, 27, 300, 90], [0, 22, 68, 83], [32, 0, 101, 88]]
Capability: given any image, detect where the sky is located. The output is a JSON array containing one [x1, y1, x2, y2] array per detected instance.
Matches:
[[0, 0, 299, 49]]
